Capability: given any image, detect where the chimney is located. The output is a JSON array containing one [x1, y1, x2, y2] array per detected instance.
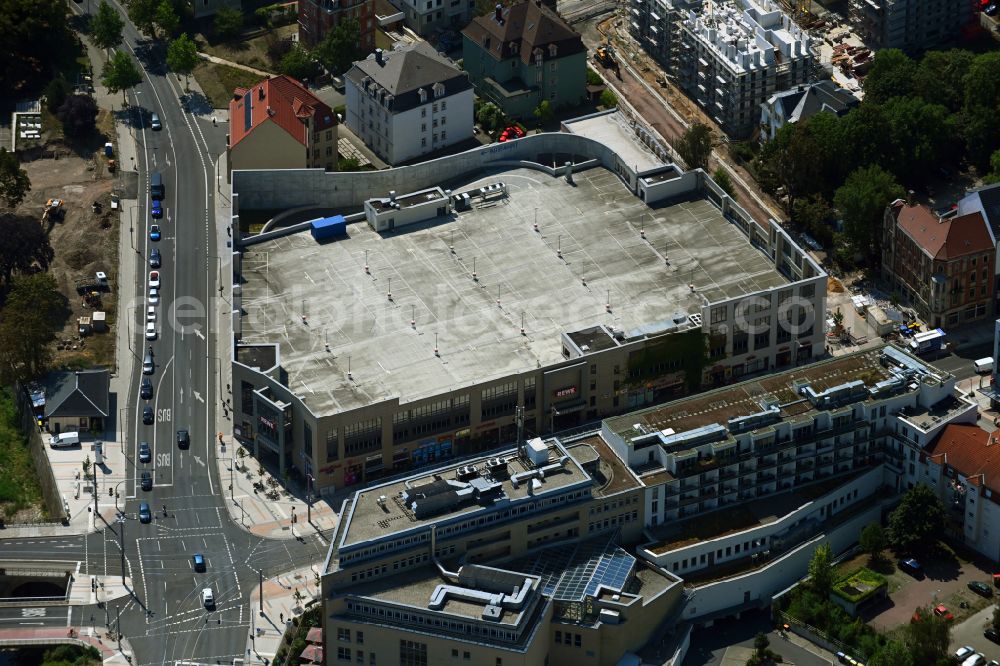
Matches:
[[495, 3, 503, 20], [907, 190, 915, 206], [258, 87, 265, 101], [375, 48, 384, 66]]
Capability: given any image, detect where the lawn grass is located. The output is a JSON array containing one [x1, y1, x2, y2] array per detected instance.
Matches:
[[0, 388, 47, 520], [193, 61, 267, 109], [196, 24, 293, 73]]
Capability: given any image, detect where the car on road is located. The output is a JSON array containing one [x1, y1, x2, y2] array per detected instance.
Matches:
[[142, 352, 154, 375], [177, 429, 190, 449], [192, 553, 206, 572], [147, 306, 156, 323], [150, 112, 161, 131], [969, 581, 993, 597], [142, 406, 153, 425], [933, 604, 954, 621], [139, 502, 152, 523], [139, 441, 151, 463], [149, 247, 161, 268], [145, 321, 157, 340], [201, 587, 214, 608], [149, 271, 160, 288], [141, 377, 153, 400], [148, 287, 159, 305], [151, 200, 162, 219], [149, 224, 161, 241], [898, 558, 923, 578], [140, 470, 152, 491], [986, 627, 1000, 643]]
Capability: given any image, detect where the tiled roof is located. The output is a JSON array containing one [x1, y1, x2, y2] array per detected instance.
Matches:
[[463, 0, 585, 65], [228, 75, 337, 148], [345, 42, 471, 113], [928, 424, 1000, 493], [890, 201, 993, 261], [43, 369, 109, 418]]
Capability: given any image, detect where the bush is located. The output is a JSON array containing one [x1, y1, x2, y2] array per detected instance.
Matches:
[[44, 76, 71, 113], [266, 37, 293, 64], [56, 94, 99, 137], [599, 89, 617, 108], [586, 67, 602, 85]]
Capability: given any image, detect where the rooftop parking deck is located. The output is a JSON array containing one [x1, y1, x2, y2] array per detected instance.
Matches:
[[238, 166, 789, 415]]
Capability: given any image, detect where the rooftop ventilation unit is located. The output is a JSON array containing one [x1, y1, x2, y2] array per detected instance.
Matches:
[[456, 465, 479, 481]]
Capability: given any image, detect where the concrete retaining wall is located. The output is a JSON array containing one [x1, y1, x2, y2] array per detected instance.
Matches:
[[11, 384, 66, 523]]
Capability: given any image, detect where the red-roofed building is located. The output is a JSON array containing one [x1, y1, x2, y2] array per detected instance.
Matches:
[[882, 198, 995, 328], [923, 423, 1000, 560], [227, 75, 339, 174], [298, 0, 375, 50]]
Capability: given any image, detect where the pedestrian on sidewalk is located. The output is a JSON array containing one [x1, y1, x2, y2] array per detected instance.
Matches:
[[212, 116, 217, 126]]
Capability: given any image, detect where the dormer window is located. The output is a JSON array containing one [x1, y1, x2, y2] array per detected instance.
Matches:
[[533, 48, 543, 65], [418, 88, 428, 103], [509, 41, 518, 55], [432, 82, 445, 98], [548, 43, 558, 58]]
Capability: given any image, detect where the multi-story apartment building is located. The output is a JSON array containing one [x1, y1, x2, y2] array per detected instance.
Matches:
[[230, 127, 827, 493], [759, 80, 858, 143], [344, 43, 474, 164], [391, 0, 476, 35], [227, 75, 339, 173], [298, 0, 376, 50], [462, 1, 588, 120], [957, 183, 1000, 314], [322, 437, 686, 666], [627, 0, 813, 138], [881, 198, 995, 328], [849, 0, 973, 50]]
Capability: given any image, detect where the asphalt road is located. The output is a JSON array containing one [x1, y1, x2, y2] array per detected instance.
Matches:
[[1, 5, 330, 664]]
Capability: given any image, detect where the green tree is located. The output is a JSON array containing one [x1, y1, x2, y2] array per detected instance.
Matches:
[[712, 167, 736, 200], [859, 522, 887, 563], [586, 67, 602, 85], [56, 94, 99, 137], [963, 51, 1000, 111], [214, 6, 244, 42], [862, 49, 916, 104], [125, 0, 158, 37], [279, 44, 319, 81], [808, 542, 834, 596], [752, 632, 769, 658], [0, 273, 64, 383], [0, 148, 31, 209], [0, 0, 73, 95], [833, 165, 903, 266], [840, 104, 893, 173], [101, 50, 143, 105], [913, 49, 973, 112], [677, 123, 712, 170], [476, 101, 505, 133], [533, 100, 554, 126], [314, 17, 362, 77], [790, 194, 832, 244], [166, 33, 199, 89], [958, 104, 1000, 172], [43, 76, 71, 114], [598, 88, 617, 109], [904, 605, 951, 665], [985, 149, 1000, 185], [887, 483, 946, 553], [758, 122, 823, 211], [882, 97, 954, 183], [869, 639, 913, 666], [90, 1, 125, 55], [155, 0, 180, 38]]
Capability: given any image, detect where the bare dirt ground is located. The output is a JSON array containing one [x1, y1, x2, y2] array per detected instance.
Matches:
[[14, 110, 120, 371]]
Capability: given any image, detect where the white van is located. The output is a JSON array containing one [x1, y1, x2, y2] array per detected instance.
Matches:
[[50, 431, 81, 448], [974, 357, 994, 374]]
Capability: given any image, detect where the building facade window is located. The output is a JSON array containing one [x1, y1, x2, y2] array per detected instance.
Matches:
[[400, 640, 428, 666]]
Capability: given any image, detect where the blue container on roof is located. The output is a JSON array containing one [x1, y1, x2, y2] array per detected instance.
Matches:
[[310, 215, 346, 241]]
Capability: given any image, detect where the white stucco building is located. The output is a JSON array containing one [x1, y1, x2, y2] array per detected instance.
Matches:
[[345, 42, 474, 165]]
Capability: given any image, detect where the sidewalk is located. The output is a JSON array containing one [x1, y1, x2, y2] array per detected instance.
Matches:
[[242, 564, 323, 665], [198, 51, 273, 78]]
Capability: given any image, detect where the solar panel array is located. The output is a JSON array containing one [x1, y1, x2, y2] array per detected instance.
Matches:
[[507, 533, 636, 603]]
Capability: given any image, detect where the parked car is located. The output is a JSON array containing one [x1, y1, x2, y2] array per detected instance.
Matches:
[[141, 377, 153, 400], [956, 647, 977, 661], [147, 306, 156, 323], [985, 3, 998, 15], [969, 581, 993, 597], [933, 604, 954, 621], [148, 287, 159, 305], [192, 553, 206, 572], [149, 224, 161, 241], [145, 321, 157, 340], [985, 627, 1000, 643], [963, 654, 986, 666], [149, 271, 160, 288], [149, 247, 161, 268], [177, 429, 190, 449], [151, 200, 162, 219], [898, 558, 924, 578], [139, 502, 152, 523], [139, 441, 151, 463], [142, 406, 153, 425]]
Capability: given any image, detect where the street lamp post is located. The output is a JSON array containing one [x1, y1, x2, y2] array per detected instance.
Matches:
[[116, 510, 127, 585], [259, 569, 264, 616], [115, 604, 121, 649], [306, 474, 314, 524]]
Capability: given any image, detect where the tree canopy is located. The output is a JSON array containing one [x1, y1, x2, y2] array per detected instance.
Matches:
[[154, 0, 180, 38], [279, 44, 319, 82], [863, 49, 916, 104], [314, 18, 362, 77], [677, 123, 713, 170], [214, 6, 244, 42], [0, 272, 64, 383], [888, 483, 946, 553], [0, 214, 54, 291], [0, 149, 31, 209], [833, 165, 903, 266], [90, 1, 125, 54], [57, 94, 99, 137], [101, 50, 143, 104], [905, 605, 951, 666], [859, 522, 887, 562], [166, 33, 199, 88], [0, 0, 73, 95], [807, 542, 834, 596], [125, 0, 158, 37]]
